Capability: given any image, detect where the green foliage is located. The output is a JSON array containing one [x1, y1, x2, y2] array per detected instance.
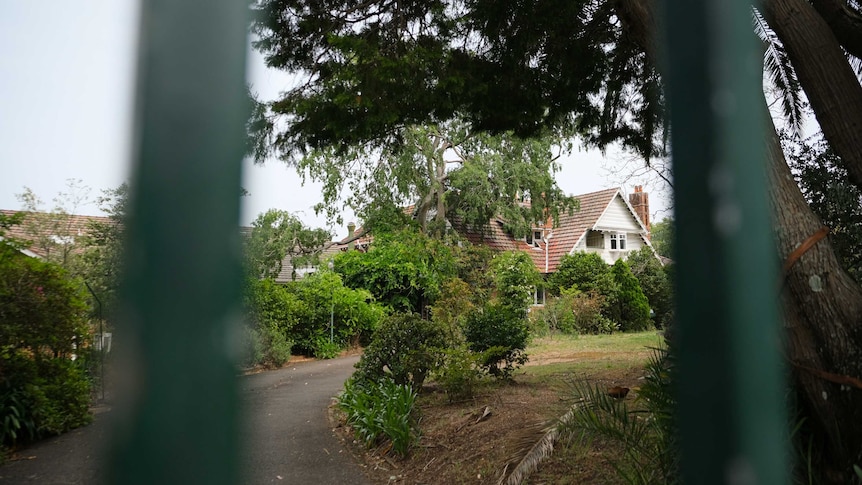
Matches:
[[285, 271, 385, 356], [530, 289, 618, 336], [429, 277, 475, 342], [78, 183, 128, 321], [238, 322, 292, 369], [14, 180, 92, 269], [294, 120, 577, 238], [558, 347, 678, 484], [785, 134, 862, 282], [649, 218, 675, 260], [250, 1, 665, 161], [464, 304, 529, 379], [492, 250, 541, 313], [335, 229, 457, 313], [244, 209, 331, 280], [432, 345, 484, 402], [1, 352, 93, 447], [453, 242, 496, 304], [0, 221, 92, 448], [626, 247, 673, 328], [609, 259, 652, 332], [243, 272, 384, 362], [338, 377, 418, 457], [0, 244, 89, 358], [547, 252, 616, 297], [355, 313, 448, 390]]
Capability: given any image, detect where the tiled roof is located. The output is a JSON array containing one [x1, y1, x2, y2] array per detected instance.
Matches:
[[543, 187, 620, 273], [452, 188, 624, 273], [0, 209, 113, 258]]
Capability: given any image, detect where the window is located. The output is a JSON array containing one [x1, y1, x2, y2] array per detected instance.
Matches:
[[526, 229, 543, 247], [610, 233, 627, 250], [533, 286, 545, 305], [586, 230, 604, 248]]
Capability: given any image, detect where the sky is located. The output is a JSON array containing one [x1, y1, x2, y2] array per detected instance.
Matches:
[[0, 1, 672, 240]]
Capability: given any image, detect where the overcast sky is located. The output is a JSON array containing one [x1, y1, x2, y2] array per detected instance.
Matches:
[[0, 1, 672, 239]]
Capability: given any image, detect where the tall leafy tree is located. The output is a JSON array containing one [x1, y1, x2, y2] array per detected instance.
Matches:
[[297, 120, 576, 237], [78, 184, 128, 320], [15, 179, 93, 269], [251, 0, 862, 477], [649, 217, 674, 260], [244, 209, 331, 280]]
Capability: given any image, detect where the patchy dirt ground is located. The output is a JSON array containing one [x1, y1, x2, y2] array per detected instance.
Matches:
[[330, 336, 658, 485]]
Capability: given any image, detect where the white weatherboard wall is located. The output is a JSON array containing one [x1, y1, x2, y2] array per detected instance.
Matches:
[[594, 195, 642, 232], [573, 194, 649, 264]]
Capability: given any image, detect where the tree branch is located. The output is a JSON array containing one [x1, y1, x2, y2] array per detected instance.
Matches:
[[810, 0, 862, 59], [763, 0, 862, 193]]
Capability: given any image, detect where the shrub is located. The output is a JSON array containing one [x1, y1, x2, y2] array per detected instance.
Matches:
[[241, 278, 303, 367], [1, 352, 93, 447], [0, 244, 92, 448], [464, 304, 529, 379], [432, 345, 483, 402], [547, 252, 614, 296], [285, 271, 385, 357], [338, 377, 418, 456], [626, 247, 674, 328], [492, 250, 541, 313], [609, 259, 652, 332], [355, 313, 448, 390]]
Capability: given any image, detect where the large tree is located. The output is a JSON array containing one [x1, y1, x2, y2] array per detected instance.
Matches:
[[289, 120, 576, 237], [244, 209, 331, 280], [251, 0, 862, 479]]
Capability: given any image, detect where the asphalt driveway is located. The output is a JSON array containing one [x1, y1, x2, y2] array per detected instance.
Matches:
[[0, 355, 369, 485]]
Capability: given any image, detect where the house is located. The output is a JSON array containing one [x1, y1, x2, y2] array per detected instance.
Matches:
[[270, 222, 372, 283], [0, 209, 111, 261], [455, 186, 657, 304], [264, 186, 657, 290], [459, 187, 655, 270]]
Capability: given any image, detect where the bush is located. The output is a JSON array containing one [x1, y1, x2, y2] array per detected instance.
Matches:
[[626, 247, 674, 328], [1, 353, 92, 447], [547, 252, 614, 296], [432, 345, 483, 402], [355, 313, 448, 390], [464, 304, 529, 379], [285, 271, 385, 357], [609, 259, 652, 332], [338, 377, 418, 456], [0, 245, 92, 448], [238, 323, 293, 369], [491, 250, 541, 313]]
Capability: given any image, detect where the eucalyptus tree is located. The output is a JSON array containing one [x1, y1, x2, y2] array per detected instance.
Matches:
[[250, 0, 862, 478], [297, 120, 576, 237], [244, 209, 331, 280]]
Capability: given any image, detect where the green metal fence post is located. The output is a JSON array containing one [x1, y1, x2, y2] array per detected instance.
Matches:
[[663, 1, 788, 483], [106, 1, 249, 483]]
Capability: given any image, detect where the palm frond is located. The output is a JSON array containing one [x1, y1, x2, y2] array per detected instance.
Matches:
[[497, 408, 577, 485], [753, 8, 806, 136]]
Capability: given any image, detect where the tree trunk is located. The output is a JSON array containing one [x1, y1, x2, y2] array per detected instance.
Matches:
[[809, 0, 862, 59], [765, 106, 862, 483], [762, 0, 862, 193], [619, 0, 862, 478]]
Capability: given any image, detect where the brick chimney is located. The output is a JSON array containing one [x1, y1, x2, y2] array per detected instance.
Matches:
[[629, 186, 650, 236], [347, 222, 356, 250]]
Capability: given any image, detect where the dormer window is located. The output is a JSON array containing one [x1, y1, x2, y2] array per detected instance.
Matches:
[[610, 233, 627, 250], [526, 229, 543, 247]]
